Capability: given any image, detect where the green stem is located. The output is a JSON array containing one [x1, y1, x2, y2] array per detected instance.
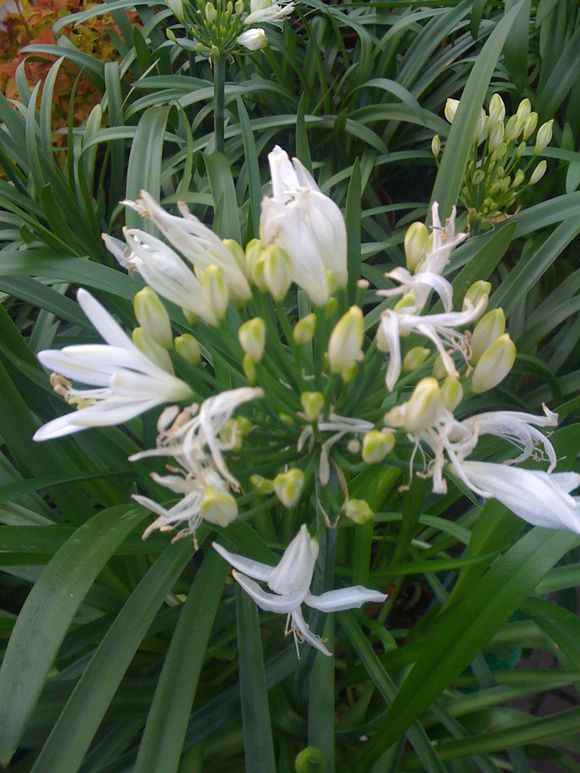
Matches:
[[213, 55, 226, 154]]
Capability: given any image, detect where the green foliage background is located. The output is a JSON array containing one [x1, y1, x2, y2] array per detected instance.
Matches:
[[0, 1, 579, 770]]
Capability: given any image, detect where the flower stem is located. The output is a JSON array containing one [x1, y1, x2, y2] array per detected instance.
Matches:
[[213, 55, 226, 154]]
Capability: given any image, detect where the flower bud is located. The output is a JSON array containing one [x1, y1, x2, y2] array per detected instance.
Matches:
[[440, 376, 463, 412], [237, 28, 268, 51], [251, 474, 274, 494], [165, 0, 184, 22], [295, 747, 326, 773], [219, 418, 244, 451], [235, 0, 244, 13], [200, 487, 238, 527], [243, 353, 256, 384], [403, 377, 443, 433], [491, 141, 507, 162], [273, 468, 304, 508], [431, 135, 441, 158], [133, 287, 172, 349], [174, 333, 201, 365], [474, 108, 487, 142], [293, 313, 317, 345], [263, 243, 292, 300], [205, 1, 217, 23], [132, 328, 173, 372], [522, 112, 538, 141], [362, 430, 395, 464], [533, 119, 553, 154], [512, 169, 525, 187], [328, 306, 364, 375], [444, 98, 459, 123], [383, 405, 405, 428], [529, 160, 547, 185], [516, 98, 531, 121], [202, 265, 229, 321], [404, 221, 430, 272], [403, 346, 431, 373], [222, 239, 248, 276], [344, 499, 374, 525], [488, 93, 506, 123], [394, 290, 416, 311], [341, 362, 358, 383], [471, 333, 516, 393], [238, 317, 266, 362], [471, 308, 505, 363], [463, 280, 491, 315], [325, 296, 338, 319], [516, 141, 526, 158], [432, 354, 447, 380], [504, 114, 522, 142], [246, 239, 267, 289], [300, 391, 324, 422], [471, 169, 485, 185]]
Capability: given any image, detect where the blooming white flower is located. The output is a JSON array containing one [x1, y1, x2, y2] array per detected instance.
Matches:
[[455, 462, 580, 533], [33, 290, 192, 441], [260, 146, 347, 306], [245, 0, 294, 26], [237, 28, 267, 50], [123, 191, 251, 302], [213, 524, 387, 656]]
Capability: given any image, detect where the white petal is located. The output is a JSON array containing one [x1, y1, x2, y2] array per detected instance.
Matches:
[[267, 524, 318, 595], [232, 571, 306, 613], [212, 542, 274, 581], [379, 312, 402, 391], [33, 414, 88, 441], [306, 586, 387, 612], [415, 272, 453, 312], [291, 607, 332, 656], [76, 289, 134, 350]]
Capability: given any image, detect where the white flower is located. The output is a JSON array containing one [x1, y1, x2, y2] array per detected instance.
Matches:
[[33, 290, 192, 441], [245, 1, 294, 26], [123, 191, 251, 302], [456, 462, 580, 533], [213, 524, 387, 656], [260, 146, 347, 306], [237, 28, 267, 50]]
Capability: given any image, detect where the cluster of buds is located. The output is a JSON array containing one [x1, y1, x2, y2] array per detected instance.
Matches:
[[432, 94, 554, 226], [165, 0, 294, 56]]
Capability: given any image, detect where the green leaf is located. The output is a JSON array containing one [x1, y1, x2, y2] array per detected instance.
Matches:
[[345, 158, 361, 304], [0, 505, 145, 765], [521, 598, 580, 669], [204, 152, 242, 242]]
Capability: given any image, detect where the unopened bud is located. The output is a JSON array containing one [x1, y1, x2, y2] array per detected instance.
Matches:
[[491, 141, 507, 162], [362, 430, 395, 464], [134, 287, 172, 349], [488, 93, 506, 123], [431, 135, 441, 158], [222, 239, 247, 276], [463, 280, 491, 315], [516, 141, 526, 158], [403, 346, 431, 373], [404, 377, 442, 433], [300, 391, 324, 422], [174, 333, 201, 365], [202, 265, 229, 321], [471, 333, 516, 393], [325, 295, 338, 319], [165, 0, 184, 21], [512, 169, 525, 187], [432, 354, 447, 380], [474, 108, 487, 142], [205, 1, 217, 23], [516, 98, 531, 121], [533, 119, 553, 154], [471, 308, 505, 363], [243, 353, 257, 384], [522, 112, 538, 141], [394, 290, 416, 311], [263, 244, 292, 300], [200, 487, 238, 527], [246, 239, 267, 289], [344, 499, 374, 525], [440, 376, 463, 411], [293, 313, 317, 345], [238, 317, 266, 362], [132, 328, 173, 372], [504, 114, 522, 142], [295, 747, 326, 773], [273, 468, 304, 508], [219, 418, 244, 450], [251, 474, 274, 494], [529, 160, 547, 185], [444, 98, 459, 123], [328, 306, 364, 375], [404, 222, 431, 272], [237, 28, 268, 51], [341, 362, 358, 383], [472, 169, 485, 185]]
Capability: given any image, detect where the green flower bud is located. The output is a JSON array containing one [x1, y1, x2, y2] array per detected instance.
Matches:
[[529, 160, 547, 185], [328, 306, 364, 375], [205, 1, 217, 23], [202, 265, 229, 321], [238, 317, 266, 362], [471, 169, 485, 185], [488, 93, 506, 123], [440, 376, 463, 412], [488, 121, 505, 153], [293, 313, 317, 345], [295, 746, 326, 773], [474, 108, 487, 142], [251, 474, 274, 494], [273, 468, 304, 508], [132, 328, 173, 372], [463, 280, 491, 315], [471, 308, 505, 363], [404, 221, 431, 273], [403, 377, 443, 433], [403, 346, 431, 373], [174, 333, 201, 365], [362, 430, 395, 464], [246, 239, 267, 289], [512, 169, 525, 187], [300, 391, 324, 422], [516, 98, 531, 121], [504, 114, 523, 142], [431, 134, 441, 158], [200, 487, 238, 527], [222, 239, 248, 276], [432, 354, 447, 380], [533, 119, 553, 154], [166, 0, 184, 22], [341, 362, 358, 383], [234, 0, 244, 14], [325, 296, 338, 319], [134, 287, 172, 349], [491, 141, 507, 162], [263, 244, 293, 300], [444, 98, 459, 123], [344, 499, 374, 525], [243, 353, 257, 384], [219, 418, 243, 450], [516, 141, 526, 157], [471, 333, 516, 393], [522, 112, 538, 141], [394, 289, 416, 311]]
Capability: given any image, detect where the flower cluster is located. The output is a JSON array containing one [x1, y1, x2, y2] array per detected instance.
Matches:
[[165, 0, 294, 56], [34, 145, 579, 655], [433, 93, 554, 226]]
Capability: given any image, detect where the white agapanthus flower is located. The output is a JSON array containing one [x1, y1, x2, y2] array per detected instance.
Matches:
[[260, 146, 347, 306], [244, 0, 295, 26], [214, 524, 387, 656], [237, 28, 267, 50], [33, 290, 192, 441]]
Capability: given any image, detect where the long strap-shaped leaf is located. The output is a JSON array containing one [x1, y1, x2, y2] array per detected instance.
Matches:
[[0, 505, 145, 765], [29, 542, 192, 773]]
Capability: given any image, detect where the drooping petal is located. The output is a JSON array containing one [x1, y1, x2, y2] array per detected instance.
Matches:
[[290, 607, 332, 656], [212, 542, 274, 582], [378, 312, 402, 391], [232, 571, 306, 613], [306, 586, 387, 612]]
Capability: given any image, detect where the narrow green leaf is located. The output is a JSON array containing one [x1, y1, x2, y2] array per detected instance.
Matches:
[[204, 152, 242, 242], [237, 97, 262, 239], [522, 598, 580, 669], [308, 616, 335, 772], [345, 158, 361, 304]]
